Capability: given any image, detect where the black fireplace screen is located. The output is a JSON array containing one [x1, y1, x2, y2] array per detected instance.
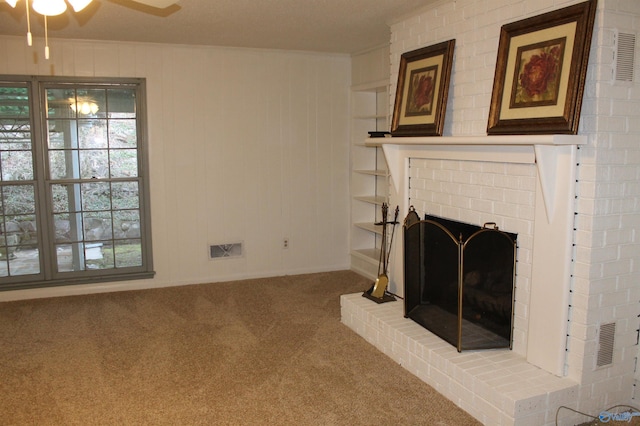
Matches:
[[404, 208, 517, 351]]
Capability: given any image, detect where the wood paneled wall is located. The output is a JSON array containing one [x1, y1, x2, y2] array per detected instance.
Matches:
[[0, 37, 351, 299]]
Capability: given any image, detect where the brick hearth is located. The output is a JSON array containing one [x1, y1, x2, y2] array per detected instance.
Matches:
[[341, 293, 579, 425]]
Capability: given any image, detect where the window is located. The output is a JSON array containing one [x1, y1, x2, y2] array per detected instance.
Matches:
[[0, 76, 154, 291]]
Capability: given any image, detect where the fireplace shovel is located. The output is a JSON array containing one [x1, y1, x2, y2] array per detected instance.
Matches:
[[364, 204, 399, 303]]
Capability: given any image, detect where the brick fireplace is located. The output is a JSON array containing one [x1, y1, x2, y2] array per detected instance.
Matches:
[[342, 135, 586, 424]]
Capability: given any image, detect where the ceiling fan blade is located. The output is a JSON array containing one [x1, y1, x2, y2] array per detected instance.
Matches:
[[130, 0, 177, 8]]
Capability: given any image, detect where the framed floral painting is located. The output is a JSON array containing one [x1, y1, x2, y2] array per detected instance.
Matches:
[[487, 0, 597, 135], [391, 40, 455, 136]]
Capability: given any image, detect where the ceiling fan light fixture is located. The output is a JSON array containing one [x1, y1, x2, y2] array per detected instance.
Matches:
[[68, 0, 92, 12], [10, 0, 176, 60], [32, 0, 67, 16], [69, 98, 99, 115]]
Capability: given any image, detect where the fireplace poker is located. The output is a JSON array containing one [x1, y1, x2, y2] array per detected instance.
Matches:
[[376, 203, 388, 278], [384, 205, 400, 274]]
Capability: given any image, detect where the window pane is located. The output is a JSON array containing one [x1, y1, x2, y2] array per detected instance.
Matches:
[[84, 211, 113, 241], [0, 93, 34, 183], [0, 87, 30, 117], [53, 213, 73, 243], [55, 243, 74, 272], [114, 209, 140, 238], [2, 185, 35, 215], [52, 184, 70, 213], [79, 149, 109, 179], [115, 239, 142, 268], [112, 181, 139, 210], [81, 182, 111, 211], [0, 234, 19, 257], [1, 150, 33, 181], [78, 120, 108, 149], [109, 119, 137, 148], [0, 250, 41, 277], [47, 120, 72, 149], [0, 119, 32, 149], [86, 242, 112, 270], [46, 88, 75, 118], [107, 89, 136, 117], [110, 149, 138, 178], [76, 89, 106, 119], [0, 192, 40, 277], [52, 184, 87, 214], [49, 149, 79, 180], [0, 258, 7, 277]]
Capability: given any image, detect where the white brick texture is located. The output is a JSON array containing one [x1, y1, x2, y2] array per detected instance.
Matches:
[[347, 0, 640, 424]]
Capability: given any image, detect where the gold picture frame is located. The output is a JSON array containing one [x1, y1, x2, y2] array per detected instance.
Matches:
[[391, 40, 455, 136], [487, 0, 597, 135]]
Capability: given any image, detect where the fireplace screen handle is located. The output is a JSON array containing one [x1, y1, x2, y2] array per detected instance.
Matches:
[[483, 222, 498, 230]]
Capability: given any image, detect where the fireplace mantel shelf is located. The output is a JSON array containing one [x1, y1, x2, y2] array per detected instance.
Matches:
[[377, 134, 587, 222], [369, 134, 586, 147]]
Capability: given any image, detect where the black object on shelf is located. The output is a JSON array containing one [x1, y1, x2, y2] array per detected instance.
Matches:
[[368, 131, 391, 138]]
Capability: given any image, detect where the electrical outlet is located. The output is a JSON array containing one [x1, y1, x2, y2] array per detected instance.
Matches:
[[283, 238, 289, 249]]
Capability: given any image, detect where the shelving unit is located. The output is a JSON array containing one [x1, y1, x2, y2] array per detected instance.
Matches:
[[349, 79, 390, 280]]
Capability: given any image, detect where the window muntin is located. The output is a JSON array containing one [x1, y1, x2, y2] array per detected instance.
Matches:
[[0, 77, 153, 290]]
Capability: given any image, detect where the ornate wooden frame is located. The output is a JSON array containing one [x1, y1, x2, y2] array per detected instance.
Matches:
[[487, 0, 597, 135], [391, 40, 455, 136]]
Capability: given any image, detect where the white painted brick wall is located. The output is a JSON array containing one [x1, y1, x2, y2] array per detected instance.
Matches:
[[571, 1, 640, 415], [379, 0, 640, 423]]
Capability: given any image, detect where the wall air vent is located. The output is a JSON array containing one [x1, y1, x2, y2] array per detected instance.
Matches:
[[597, 322, 616, 367], [209, 243, 243, 259], [615, 31, 636, 82]]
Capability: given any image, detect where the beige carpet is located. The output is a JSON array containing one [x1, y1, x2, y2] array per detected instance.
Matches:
[[0, 270, 481, 425]]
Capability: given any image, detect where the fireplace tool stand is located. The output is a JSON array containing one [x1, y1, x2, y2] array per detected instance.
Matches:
[[363, 203, 399, 304]]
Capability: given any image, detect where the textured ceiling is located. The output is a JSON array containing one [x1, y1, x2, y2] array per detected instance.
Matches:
[[0, 0, 434, 54]]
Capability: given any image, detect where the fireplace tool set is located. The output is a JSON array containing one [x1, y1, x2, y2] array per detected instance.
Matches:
[[363, 203, 399, 304]]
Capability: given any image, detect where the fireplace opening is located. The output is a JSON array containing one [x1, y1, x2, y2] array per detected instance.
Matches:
[[403, 207, 517, 351]]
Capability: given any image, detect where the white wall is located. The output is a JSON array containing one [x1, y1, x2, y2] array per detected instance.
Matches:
[[389, 0, 640, 421], [0, 36, 352, 300]]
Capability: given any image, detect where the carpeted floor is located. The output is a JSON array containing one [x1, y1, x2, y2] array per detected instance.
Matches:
[[0, 270, 481, 425]]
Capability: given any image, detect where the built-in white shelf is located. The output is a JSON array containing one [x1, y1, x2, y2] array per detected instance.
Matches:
[[353, 195, 386, 206], [354, 222, 382, 235], [353, 169, 388, 177]]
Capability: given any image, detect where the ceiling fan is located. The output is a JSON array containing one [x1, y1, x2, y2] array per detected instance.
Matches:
[[4, 0, 178, 58]]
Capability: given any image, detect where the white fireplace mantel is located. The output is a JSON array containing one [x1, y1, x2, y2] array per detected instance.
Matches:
[[377, 134, 586, 222], [378, 134, 586, 377]]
